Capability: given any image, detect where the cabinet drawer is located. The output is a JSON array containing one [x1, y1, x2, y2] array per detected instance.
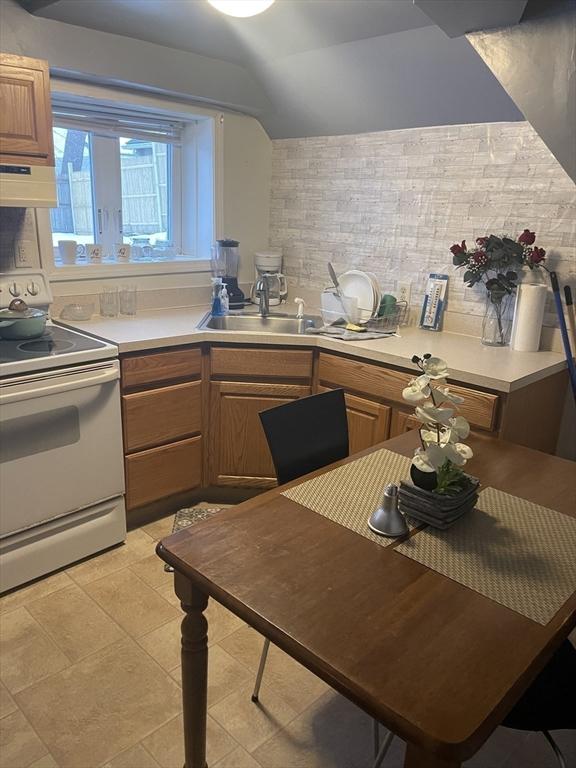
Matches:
[[211, 347, 313, 380], [125, 436, 202, 510], [122, 347, 201, 389], [122, 381, 202, 452], [318, 353, 498, 431]]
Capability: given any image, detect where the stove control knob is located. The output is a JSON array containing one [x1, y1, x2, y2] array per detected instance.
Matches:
[[27, 281, 39, 296], [9, 282, 22, 297]]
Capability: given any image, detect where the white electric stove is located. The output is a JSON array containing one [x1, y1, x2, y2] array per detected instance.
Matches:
[[0, 269, 126, 592]]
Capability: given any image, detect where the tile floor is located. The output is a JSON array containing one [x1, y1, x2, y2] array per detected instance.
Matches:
[[1, 511, 574, 768]]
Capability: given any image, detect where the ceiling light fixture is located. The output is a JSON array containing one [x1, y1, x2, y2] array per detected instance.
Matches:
[[207, 0, 275, 18]]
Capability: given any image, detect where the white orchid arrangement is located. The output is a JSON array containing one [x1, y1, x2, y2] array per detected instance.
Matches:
[[402, 354, 474, 495]]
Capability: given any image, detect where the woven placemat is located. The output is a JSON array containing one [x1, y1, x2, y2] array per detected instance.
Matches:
[[395, 486, 576, 625], [281, 448, 413, 548]]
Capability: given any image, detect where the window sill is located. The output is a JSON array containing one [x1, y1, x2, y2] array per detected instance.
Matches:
[[48, 257, 212, 281]]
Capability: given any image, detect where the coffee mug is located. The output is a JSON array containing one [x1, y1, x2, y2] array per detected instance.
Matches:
[[115, 243, 132, 262], [58, 240, 85, 265], [86, 244, 103, 264]]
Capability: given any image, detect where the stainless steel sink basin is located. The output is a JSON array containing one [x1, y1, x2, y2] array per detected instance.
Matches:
[[198, 312, 323, 335]]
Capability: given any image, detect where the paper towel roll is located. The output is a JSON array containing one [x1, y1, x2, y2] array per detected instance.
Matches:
[[511, 284, 547, 352]]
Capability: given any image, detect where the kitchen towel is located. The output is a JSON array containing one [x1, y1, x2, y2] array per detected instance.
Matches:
[[281, 448, 413, 547], [511, 283, 547, 352], [395, 486, 576, 625]]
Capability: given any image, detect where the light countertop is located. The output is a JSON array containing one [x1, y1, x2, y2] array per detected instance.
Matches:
[[57, 306, 566, 393]]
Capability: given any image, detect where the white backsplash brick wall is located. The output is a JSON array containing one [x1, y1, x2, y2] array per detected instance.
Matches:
[[269, 122, 575, 342]]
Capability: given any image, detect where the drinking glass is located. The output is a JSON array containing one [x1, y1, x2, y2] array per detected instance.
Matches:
[[99, 287, 119, 317], [119, 285, 137, 316]]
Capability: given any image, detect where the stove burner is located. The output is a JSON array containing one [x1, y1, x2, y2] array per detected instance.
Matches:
[[18, 336, 76, 355]]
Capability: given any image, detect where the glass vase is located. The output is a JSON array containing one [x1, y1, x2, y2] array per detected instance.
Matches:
[[482, 292, 514, 347]]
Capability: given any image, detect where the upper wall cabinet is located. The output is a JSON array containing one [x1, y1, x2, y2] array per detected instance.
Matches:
[[0, 53, 54, 166]]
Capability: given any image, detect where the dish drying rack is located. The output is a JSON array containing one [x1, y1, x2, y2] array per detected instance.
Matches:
[[319, 291, 408, 334], [365, 302, 409, 333]]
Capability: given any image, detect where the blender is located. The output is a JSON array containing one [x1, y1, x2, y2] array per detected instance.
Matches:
[[211, 239, 245, 309]]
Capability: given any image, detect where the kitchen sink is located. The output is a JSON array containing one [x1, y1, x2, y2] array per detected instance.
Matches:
[[198, 311, 323, 334]]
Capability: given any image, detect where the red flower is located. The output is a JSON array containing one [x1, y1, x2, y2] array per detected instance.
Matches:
[[529, 247, 546, 264], [450, 240, 467, 256], [476, 237, 488, 246], [519, 229, 536, 245], [471, 251, 488, 265]]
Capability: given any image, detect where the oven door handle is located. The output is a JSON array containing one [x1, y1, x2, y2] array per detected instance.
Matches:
[[0, 367, 119, 405]]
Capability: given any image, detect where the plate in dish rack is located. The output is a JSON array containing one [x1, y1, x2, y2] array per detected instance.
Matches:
[[338, 270, 378, 321]]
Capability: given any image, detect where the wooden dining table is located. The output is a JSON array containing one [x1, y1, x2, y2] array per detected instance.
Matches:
[[156, 430, 576, 768]]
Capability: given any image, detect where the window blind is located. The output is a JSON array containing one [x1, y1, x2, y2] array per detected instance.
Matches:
[[51, 96, 188, 144]]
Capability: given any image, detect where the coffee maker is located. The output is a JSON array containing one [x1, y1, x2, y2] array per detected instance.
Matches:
[[211, 239, 245, 309], [250, 251, 288, 307]]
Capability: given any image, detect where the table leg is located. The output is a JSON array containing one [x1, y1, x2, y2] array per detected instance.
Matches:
[[175, 572, 209, 768], [404, 743, 461, 768]]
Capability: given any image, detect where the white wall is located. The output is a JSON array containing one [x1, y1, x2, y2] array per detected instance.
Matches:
[[222, 113, 272, 286], [269, 121, 576, 350]]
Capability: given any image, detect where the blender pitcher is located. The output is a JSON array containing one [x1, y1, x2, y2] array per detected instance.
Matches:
[[211, 239, 245, 309]]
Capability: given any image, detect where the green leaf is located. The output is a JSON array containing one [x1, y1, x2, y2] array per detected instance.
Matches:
[[463, 270, 474, 282]]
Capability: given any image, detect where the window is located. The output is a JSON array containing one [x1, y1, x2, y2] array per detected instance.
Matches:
[[49, 100, 194, 268]]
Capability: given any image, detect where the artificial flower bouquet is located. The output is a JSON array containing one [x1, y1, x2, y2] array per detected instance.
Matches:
[[450, 229, 548, 346], [450, 229, 546, 299], [398, 354, 479, 528]]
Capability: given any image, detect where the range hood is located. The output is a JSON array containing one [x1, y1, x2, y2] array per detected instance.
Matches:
[[0, 163, 57, 208]]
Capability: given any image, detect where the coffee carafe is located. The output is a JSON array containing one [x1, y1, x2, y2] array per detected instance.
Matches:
[[251, 251, 288, 307], [211, 239, 245, 309]]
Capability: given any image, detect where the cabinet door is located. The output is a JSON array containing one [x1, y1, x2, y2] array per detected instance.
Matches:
[[318, 386, 390, 454], [390, 410, 422, 438], [209, 381, 311, 488], [0, 54, 53, 164]]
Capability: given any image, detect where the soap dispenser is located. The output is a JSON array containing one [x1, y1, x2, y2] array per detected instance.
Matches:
[[211, 277, 224, 316], [220, 283, 229, 315]]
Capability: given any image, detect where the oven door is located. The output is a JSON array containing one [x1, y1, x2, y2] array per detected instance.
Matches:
[[0, 360, 125, 538]]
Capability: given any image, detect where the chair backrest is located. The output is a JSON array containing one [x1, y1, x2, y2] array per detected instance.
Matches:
[[259, 388, 349, 485]]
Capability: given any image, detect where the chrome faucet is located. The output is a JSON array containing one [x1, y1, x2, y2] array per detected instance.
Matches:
[[255, 274, 270, 317]]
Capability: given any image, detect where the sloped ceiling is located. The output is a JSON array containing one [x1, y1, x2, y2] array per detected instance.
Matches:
[[11, 0, 524, 138], [467, 0, 576, 182]]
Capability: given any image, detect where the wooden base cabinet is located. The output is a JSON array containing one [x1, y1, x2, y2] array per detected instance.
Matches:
[[121, 346, 203, 512], [125, 436, 202, 510], [209, 381, 311, 488], [390, 410, 422, 438], [318, 386, 391, 454], [122, 381, 202, 453]]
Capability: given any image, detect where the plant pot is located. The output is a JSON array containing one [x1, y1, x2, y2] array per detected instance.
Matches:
[[410, 464, 437, 491], [398, 476, 480, 529], [482, 292, 514, 347]]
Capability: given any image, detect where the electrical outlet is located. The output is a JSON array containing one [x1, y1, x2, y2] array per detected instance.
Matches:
[[16, 241, 36, 268], [397, 281, 412, 305]]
